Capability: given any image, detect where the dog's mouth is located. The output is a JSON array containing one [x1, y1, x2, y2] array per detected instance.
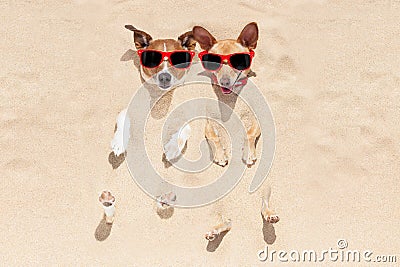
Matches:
[[220, 86, 233, 94], [159, 84, 172, 90], [219, 78, 248, 94]]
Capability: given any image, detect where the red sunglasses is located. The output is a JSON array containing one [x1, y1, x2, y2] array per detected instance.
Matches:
[[137, 49, 195, 69], [198, 50, 255, 71]]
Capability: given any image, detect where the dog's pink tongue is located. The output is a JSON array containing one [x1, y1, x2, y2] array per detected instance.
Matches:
[[221, 87, 232, 94]]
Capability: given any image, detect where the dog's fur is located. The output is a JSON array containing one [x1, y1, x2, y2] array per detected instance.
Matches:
[[111, 26, 196, 158], [164, 123, 191, 161], [156, 191, 177, 209], [193, 23, 261, 166], [261, 197, 279, 224], [125, 25, 196, 90], [99, 190, 116, 224], [111, 108, 130, 156], [205, 216, 232, 241]]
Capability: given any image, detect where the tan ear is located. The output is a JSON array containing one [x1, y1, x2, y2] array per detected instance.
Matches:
[[237, 22, 259, 49], [192, 26, 217, 51], [178, 31, 196, 51], [125, 25, 153, 49]]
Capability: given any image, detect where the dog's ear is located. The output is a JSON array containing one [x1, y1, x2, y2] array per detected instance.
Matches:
[[237, 22, 258, 49], [125, 25, 153, 49], [178, 31, 196, 51], [192, 26, 217, 51]]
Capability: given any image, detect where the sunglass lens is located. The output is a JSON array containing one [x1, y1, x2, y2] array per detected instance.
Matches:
[[201, 54, 222, 71], [141, 51, 162, 68], [230, 53, 251, 70], [170, 52, 192, 69]]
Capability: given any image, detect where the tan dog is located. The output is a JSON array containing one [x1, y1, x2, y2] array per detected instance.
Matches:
[[193, 23, 261, 166], [205, 216, 232, 241]]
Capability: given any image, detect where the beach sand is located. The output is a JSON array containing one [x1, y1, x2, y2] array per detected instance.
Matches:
[[1, 0, 400, 265]]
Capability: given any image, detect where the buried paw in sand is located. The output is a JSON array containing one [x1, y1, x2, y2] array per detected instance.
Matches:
[[155, 192, 176, 219], [261, 197, 279, 224], [99, 191, 116, 224], [156, 191, 177, 209], [205, 216, 232, 241]]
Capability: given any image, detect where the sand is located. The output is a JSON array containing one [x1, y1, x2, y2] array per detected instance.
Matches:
[[1, 0, 400, 265]]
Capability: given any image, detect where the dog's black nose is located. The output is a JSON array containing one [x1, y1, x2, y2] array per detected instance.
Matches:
[[220, 77, 230, 88], [158, 73, 172, 83]]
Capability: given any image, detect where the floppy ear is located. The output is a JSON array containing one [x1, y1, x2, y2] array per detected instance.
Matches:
[[237, 22, 258, 49], [125, 25, 153, 49], [178, 31, 196, 51], [192, 26, 217, 51]]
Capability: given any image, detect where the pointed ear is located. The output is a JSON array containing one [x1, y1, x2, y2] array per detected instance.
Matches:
[[125, 25, 153, 49], [237, 22, 258, 49], [192, 26, 217, 51], [178, 31, 196, 50]]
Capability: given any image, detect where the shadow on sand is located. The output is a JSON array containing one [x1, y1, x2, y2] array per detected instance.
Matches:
[[94, 215, 113, 241], [156, 206, 174, 219], [206, 231, 229, 252], [261, 214, 277, 245], [161, 143, 188, 168], [108, 151, 125, 169]]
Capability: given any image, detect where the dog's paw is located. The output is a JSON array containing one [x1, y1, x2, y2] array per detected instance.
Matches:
[[164, 124, 191, 161], [266, 214, 280, 224], [242, 145, 257, 166], [214, 149, 228, 167], [164, 134, 183, 161]]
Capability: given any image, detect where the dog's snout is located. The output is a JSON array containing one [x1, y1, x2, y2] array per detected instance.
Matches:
[[219, 76, 230, 88], [158, 72, 172, 83]]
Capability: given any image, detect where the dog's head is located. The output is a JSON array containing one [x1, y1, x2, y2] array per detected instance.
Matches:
[[125, 25, 196, 90], [193, 23, 258, 94]]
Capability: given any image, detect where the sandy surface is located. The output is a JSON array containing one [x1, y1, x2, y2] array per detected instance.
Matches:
[[1, 0, 400, 265]]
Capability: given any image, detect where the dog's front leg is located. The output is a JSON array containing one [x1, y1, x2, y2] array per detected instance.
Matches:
[[205, 120, 228, 167], [111, 108, 130, 156], [242, 118, 261, 166]]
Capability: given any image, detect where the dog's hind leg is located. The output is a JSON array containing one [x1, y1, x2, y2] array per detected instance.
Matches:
[[205, 120, 228, 167], [261, 197, 279, 224], [242, 117, 261, 166]]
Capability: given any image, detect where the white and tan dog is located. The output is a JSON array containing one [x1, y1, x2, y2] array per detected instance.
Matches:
[[111, 26, 196, 157], [125, 25, 196, 90], [193, 23, 261, 166]]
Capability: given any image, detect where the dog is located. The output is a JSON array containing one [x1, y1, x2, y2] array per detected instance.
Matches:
[[192, 22, 261, 166], [111, 26, 196, 158], [261, 197, 280, 223], [205, 216, 232, 241]]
